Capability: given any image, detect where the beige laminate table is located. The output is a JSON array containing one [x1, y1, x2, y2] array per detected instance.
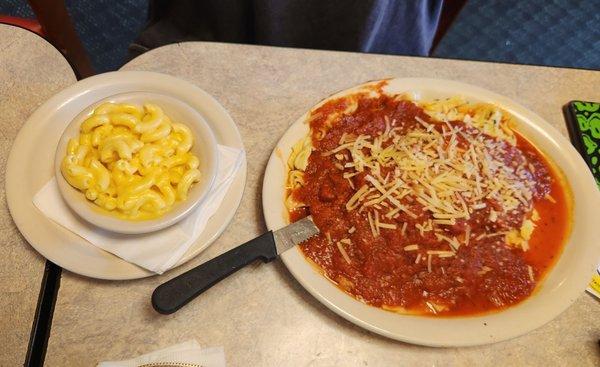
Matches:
[[42, 42, 599, 366], [0, 24, 77, 365]]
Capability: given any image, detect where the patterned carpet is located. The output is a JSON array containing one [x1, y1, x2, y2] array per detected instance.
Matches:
[[433, 0, 600, 70], [1, 0, 598, 72], [0, 0, 147, 72]]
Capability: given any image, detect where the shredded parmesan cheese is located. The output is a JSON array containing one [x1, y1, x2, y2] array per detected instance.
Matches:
[[425, 301, 438, 314], [337, 242, 351, 264], [527, 265, 534, 282], [346, 177, 355, 189], [427, 250, 455, 257], [367, 211, 377, 237], [378, 222, 397, 230], [332, 114, 535, 236], [346, 185, 368, 211], [395, 223, 404, 237]]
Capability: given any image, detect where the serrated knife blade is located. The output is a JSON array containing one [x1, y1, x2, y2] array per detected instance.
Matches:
[[272, 215, 320, 254]]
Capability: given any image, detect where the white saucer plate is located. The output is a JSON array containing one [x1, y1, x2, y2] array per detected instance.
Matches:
[[6, 71, 246, 280]]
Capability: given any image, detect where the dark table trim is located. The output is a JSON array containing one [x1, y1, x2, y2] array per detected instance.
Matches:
[[24, 262, 62, 367]]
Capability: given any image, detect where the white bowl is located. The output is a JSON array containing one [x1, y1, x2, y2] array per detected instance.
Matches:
[[54, 91, 219, 234]]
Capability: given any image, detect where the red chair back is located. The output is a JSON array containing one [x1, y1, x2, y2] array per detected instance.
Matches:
[[0, 15, 45, 36]]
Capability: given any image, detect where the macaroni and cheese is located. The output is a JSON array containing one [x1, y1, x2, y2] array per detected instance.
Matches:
[[61, 102, 201, 220]]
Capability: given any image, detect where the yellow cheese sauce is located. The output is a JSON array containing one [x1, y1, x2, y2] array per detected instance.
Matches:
[[61, 102, 201, 220]]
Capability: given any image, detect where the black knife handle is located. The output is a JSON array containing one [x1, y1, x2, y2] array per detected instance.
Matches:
[[152, 231, 278, 314]]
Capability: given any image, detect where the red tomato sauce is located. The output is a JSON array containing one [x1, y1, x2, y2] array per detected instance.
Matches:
[[289, 93, 571, 316]]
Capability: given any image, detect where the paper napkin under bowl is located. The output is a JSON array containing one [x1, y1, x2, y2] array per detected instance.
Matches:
[[33, 145, 243, 274]]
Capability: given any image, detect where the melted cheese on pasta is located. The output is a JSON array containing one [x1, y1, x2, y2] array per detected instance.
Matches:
[[61, 102, 201, 220]]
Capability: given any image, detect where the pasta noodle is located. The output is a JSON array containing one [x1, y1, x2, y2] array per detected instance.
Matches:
[[285, 136, 312, 211], [61, 102, 202, 220]]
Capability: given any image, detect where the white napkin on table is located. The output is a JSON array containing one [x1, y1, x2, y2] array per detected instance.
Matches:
[[33, 145, 243, 274], [97, 340, 225, 367]]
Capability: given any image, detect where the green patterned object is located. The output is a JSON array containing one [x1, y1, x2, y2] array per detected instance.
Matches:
[[567, 101, 600, 189]]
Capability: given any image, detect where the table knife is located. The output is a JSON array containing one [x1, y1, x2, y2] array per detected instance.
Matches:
[[152, 215, 319, 314]]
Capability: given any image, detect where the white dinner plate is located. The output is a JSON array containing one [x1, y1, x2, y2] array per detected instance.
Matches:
[[6, 71, 246, 280], [262, 78, 600, 346]]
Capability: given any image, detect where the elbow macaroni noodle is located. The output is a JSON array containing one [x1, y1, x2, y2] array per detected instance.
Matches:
[[61, 102, 202, 220]]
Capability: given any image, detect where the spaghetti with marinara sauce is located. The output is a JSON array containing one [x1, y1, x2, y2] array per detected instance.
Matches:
[[285, 84, 571, 316]]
